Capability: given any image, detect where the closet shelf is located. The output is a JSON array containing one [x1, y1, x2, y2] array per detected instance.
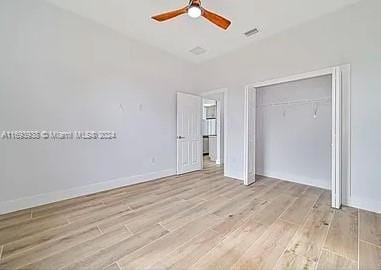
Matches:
[[257, 97, 331, 108]]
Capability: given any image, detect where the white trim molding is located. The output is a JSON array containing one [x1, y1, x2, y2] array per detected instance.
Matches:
[[0, 169, 176, 215], [247, 67, 336, 89], [347, 196, 381, 214]]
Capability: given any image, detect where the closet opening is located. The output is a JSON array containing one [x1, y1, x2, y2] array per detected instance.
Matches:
[[244, 67, 344, 209]]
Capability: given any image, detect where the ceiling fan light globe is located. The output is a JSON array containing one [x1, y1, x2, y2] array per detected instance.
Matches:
[[188, 6, 201, 18]]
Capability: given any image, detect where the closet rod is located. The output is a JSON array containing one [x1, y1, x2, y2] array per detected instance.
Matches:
[[257, 97, 331, 108]]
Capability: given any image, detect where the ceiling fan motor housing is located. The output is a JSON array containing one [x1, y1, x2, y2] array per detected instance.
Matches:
[[188, 0, 203, 18], [189, 0, 202, 7], [189, 0, 202, 11]]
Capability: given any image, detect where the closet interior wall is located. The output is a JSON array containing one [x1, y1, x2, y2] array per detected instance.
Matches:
[[255, 75, 332, 189]]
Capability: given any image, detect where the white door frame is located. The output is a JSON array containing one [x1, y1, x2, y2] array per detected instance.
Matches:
[[202, 88, 228, 168], [244, 87, 257, 185], [243, 66, 346, 209]]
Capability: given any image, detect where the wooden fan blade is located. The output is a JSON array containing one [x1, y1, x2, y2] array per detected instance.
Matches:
[[201, 8, 231, 30], [152, 7, 188, 22]]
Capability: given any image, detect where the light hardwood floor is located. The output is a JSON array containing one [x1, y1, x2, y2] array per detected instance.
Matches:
[[0, 159, 380, 270]]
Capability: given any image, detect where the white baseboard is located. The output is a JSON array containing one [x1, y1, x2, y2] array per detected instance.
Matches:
[[0, 169, 176, 215], [345, 196, 381, 214], [224, 169, 244, 181], [256, 170, 330, 190]]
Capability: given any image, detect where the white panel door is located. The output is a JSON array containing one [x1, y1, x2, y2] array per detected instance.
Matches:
[[177, 92, 202, 174], [244, 88, 256, 185]]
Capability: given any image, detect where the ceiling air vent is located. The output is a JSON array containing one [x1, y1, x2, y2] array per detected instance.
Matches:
[[244, 28, 259, 37], [189, 46, 207, 56]]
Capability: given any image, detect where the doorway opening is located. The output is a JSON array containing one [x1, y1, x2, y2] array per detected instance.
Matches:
[[244, 67, 345, 209], [176, 90, 226, 175], [201, 90, 226, 172], [202, 98, 219, 169]]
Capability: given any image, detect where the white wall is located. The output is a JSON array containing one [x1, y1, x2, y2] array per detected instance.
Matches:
[[194, 0, 381, 213], [256, 76, 332, 189], [0, 0, 195, 213]]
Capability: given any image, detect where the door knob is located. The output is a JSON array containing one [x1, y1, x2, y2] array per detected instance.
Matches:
[[177, 136, 185, 139]]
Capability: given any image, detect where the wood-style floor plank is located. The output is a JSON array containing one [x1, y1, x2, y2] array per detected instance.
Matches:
[[31, 199, 105, 219], [124, 200, 196, 234], [212, 196, 264, 218], [177, 180, 231, 201], [0, 159, 379, 269], [284, 182, 309, 197], [1, 202, 131, 258], [61, 225, 168, 270], [280, 193, 318, 225], [359, 209, 381, 247], [118, 214, 223, 269], [231, 220, 298, 270], [359, 241, 381, 270], [160, 196, 229, 231], [0, 209, 31, 222], [252, 194, 296, 225], [103, 263, 121, 270], [211, 196, 269, 236], [0, 214, 68, 246], [0, 226, 101, 269], [20, 227, 132, 270], [0, 210, 31, 230], [98, 197, 192, 233], [189, 219, 268, 270], [31, 195, 102, 218], [149, 229, 225, 270], [324, 206, 359, 261], [218, 184, 247, 199], [302, 186, 325, 200], [316, 249, 357, 270], [255, 180, 295, 202], [286, 190, 334, 262], [273, 250, 316, 270]]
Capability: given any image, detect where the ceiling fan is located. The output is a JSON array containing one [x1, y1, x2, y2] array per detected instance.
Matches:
[[151, 0, 231, 30]]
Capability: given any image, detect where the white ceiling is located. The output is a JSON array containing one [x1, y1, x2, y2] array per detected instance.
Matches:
[[45, 0, 360, 63]]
